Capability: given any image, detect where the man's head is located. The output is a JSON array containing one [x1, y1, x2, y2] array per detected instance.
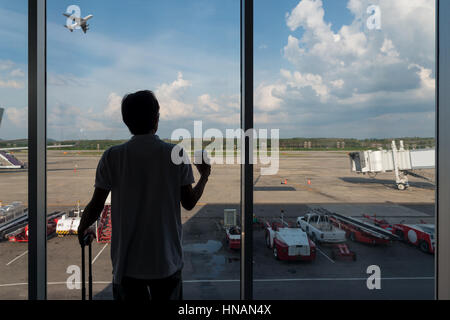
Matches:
[[121, 90, 160, 135]]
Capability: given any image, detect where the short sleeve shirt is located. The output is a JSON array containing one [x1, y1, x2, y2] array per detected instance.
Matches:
[[95, 134, 194, 283]]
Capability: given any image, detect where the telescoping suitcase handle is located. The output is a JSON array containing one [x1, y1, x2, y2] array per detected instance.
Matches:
[[81, 234, 94, 300]]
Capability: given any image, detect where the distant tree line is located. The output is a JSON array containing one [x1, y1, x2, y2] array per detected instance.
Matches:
[[0, 137, 434, 152]]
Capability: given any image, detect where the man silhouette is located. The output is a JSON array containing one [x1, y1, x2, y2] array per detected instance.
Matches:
[[78, 90, 211, 300]]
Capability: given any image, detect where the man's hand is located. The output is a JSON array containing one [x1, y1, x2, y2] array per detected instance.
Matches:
[[78, 226, 96, 247], [195, 162, 211, 178]]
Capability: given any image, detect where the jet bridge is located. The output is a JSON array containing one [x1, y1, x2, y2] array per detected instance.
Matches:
[[349, 141, 435, 190]]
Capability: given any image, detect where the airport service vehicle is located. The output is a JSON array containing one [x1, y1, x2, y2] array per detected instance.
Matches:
[[7, 218, 58, 242], [56, 204, 83, 236], [328, 210, 398, 245], [297, 209, 346, 244], [264, 221, 316, 261], [349, 140, 435, 190], [223, 209, 241, 250], [96, 193, 112, 243], [363, 215, 435, 254], [225, 226, 241, 250], [331, 243, 356, 261], [0, 202, 27, 239]]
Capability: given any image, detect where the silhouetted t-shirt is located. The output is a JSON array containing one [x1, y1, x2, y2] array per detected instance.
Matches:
[[95, 133, 194, 283]]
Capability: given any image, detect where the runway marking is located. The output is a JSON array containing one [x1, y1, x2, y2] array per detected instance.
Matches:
[[316, 247, 335, 264], [92, 244, 108, 264], [0, 277, 434, 288], [6, 250, 28, 266], [183, 277, 434, 283]]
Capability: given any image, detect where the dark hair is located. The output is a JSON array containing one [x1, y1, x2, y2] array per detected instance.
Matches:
[[121, 90, 160, 135]]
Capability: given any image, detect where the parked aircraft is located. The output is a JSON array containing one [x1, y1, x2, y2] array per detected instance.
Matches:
[[0, 107, 73, 169]]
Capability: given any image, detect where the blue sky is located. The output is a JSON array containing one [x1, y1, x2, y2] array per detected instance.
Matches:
[[0, 0, 435, 140]]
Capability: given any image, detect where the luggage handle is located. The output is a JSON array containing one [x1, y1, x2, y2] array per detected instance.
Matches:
[[81, 234, 94, 300]]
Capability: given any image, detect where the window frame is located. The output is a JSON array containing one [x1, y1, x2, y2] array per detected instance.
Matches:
[[27, 0, 446, 300]]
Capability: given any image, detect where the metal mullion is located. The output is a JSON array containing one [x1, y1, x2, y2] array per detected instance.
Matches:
[[28, 0, 47, 300], [436, 0, 450, 301], [240, 0, 253, 301]]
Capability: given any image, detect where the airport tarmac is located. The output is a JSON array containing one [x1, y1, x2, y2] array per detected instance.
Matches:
[[0, 150, 435, 300]]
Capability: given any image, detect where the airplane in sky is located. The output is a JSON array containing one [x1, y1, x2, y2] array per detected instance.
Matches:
[[0, 107, 74, 170], [63, 13, 93, 34]]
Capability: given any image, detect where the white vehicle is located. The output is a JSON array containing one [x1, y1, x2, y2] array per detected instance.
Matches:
[[265, 221, 316, 261], [63, 13, 93, 33], [297, 210, 346, 244], [56, 204, 83, 236], [223, 209, 241, 250]]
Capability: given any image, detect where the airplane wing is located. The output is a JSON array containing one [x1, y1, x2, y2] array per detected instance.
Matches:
[[82, 14, 93, 21], [63, 13, 81, 23]]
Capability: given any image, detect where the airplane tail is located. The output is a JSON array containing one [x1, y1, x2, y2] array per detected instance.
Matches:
[[0, 108, 4, 128]]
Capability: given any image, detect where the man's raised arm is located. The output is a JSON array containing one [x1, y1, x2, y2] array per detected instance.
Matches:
[[181, 162, 211, 211]]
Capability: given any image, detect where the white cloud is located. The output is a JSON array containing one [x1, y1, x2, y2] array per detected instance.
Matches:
[[281, 69, 329, 100], [331, 79, 345, 89], [0, 78, 24, 89], [5, 107, 27, 127], [255, 83, 287, 112], [380, 38, 399, 57], [9, 68, 24, 77], [155, 72, 194, 120], [0, 60, 14, 71], [104, 92, 122, 122], [0, 60, 25, 88], [254, 0, 435, 137], [198, 94, 221, 112]]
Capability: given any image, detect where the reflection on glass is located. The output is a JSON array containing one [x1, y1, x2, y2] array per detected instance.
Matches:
[[254, 0, 435, 300]]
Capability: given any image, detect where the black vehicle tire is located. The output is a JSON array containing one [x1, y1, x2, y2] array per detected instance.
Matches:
[[311, 233, 317, 243], [350, 232, 356, 242], [397, 183, 406, 191], [331, 250, 336, 260], [265, 232, 271, 248], [419, 241, 430, 253], [352, 253, 357, 261]]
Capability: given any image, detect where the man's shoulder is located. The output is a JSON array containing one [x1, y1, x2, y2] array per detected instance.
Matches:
[[159, 140, 178, 151], [103, 142, 128, 158]]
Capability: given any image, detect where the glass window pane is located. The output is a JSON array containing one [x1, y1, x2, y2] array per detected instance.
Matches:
[[47, 0, 239, 300], [254, 0, 435, 300], [0, 0, 28, 300]]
